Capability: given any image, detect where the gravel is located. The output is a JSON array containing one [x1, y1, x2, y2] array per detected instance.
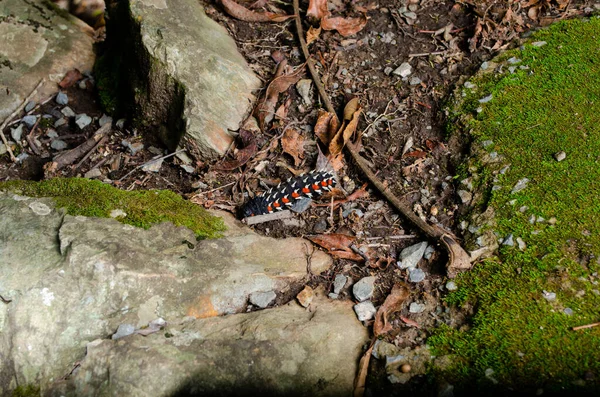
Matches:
[[397, 242, 428, 270], [75, 113, 92, 129], [10, 125, 23, 141], [249, 291, 276, 309], [353, 301, 376, 321], [56, 92, 69, 105], [50, 139, 68, 151], [409, 268, 425, 283], [393, 62, 412, 78], [333, 274, 348, 294], [22, 115, 37, 127], [511, 178, 530, 194], [353, 276, 376, 302]]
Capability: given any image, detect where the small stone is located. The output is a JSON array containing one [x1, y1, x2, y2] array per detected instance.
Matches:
[[22, 115, 37, 127], [482, 140, 494, 148], [84, 168, 102, 179], [516, 237, 526, 251], [532, 41, 547, 47], [75, 114, 92, 129], [290, 197, 312, 213], [148, 146, 163, 155], [464, 81, 476, 89], [333, 274, 348, 294], [296, 286, 314, 307], [353, 301, 377, 321], [10, 124, 23, 141], [548, 217, 557, 225], [457, 190, 472, 204], [180, 164, 195, 174], [511, 178, 530, 194], [112, 324, 136, 340], [353, 276, 376, 302], [142, 158, 163, 173], [79, 80, 87, 90], [110, 209, 127, 218], [393, 62, 412, 77], [175, 151, 193, 164], [116, 119, 126, 129], [61, 106, 76, 118], [192, 181, 208, 190], [16, 152, 29, 162], [485, 368, 499, 384], [409, 302, 425, 313], [54, 118, 67, 128], [542, 290, 556, 301], [502, 234, 514, 246], [122, 140, 144, 155], [56, 92, 69, 105], [397, 242, 428, 270], [409, 268, 425, 283], [479, 94, 493, 104], [507, 57, 521, 64], [400, 364, 411, 373], [508, 66, 516, 74], [249, 291, 277, 309], [313, 218, 327, 233], [480, 61, 489, 70], [424, 245, 435, 260], [563, 307, 574, 316], [296, 79, 313, 105], [403, 11, 417, 19], [446, 281, 458, 291], [409, 76, 422, 86], [50, 139, 68, 151], [554, 151, 566, 161], [384, 66, 394, 75], [25, 101, 36, 112], [99, 114, 113, 127], [46, 129, 59, 138], [328, 293, 339, 300], [519, 206, 529, 213]]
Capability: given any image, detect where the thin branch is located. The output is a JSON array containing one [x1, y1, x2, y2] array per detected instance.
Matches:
[[572, 322, 600, 331], [118, 149, 186, 182], [0, 79, 44, 162]]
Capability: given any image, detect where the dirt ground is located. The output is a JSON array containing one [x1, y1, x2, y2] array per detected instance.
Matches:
[[1, 0, 597, 394]]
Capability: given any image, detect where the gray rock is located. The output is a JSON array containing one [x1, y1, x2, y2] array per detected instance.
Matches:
[[554, 151, 566, 161], [397, 242, 428, 270], [328, 292, 339, 299], [122, 139, 144, 155], [517, 237, 526, 251], [542, 290, 556, 301], [354, 301, 377, 321], [24, 100, 36, 112], [511, 178, 530, 194], [482, 140, 494, 147], [424, 245, 435, 260], [99, 114, 113, 127], [409, 76, 422, 86], [464, 81, 476, 89], [46, 129, 59, 138], [532, 41, 547, 47], [563, 307, 574, 316], [479, 94, 493, 103], [480, 61, 489, 70], [0, 194, 335, 393], [403, 11, 417, 19], [507, 57, 521, 64], [10, 124, 23, 141], [353, 276, 376, 302], [446, 281, 458, 291], [142, 158, 163, 173], [409, 302, 426, 313], [22, 114, 37, 127], [116, 118, 126, 129], [384, 66, 394, 75], [249, 290, 277, 308], [313, 218, 327, 233], [290, 196, 313, 213], [61, 106, 76, 118], [16, 152, 29, 162], [409, 268, 425, 283], [0, 0, 94, 122], [54, 118, 67, 128], [56, 91, 69, 105], [84, 168, 102, 179], [502, 234, 514, 246], [103, 0, 261, 158], [457, 190, 472, 204], [112, 323, 136, 340], [75, 113, 92, 129], [180, 164, 195, 173], [333, 274, 348, 294], [110, 209, 127, 218], [50, 139, 68, 151], [393, 62, 412, 77]]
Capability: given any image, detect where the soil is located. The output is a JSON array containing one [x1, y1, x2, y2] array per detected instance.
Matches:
[[1, 0, 597, 394]]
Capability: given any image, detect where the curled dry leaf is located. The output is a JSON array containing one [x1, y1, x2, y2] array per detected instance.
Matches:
[[329, 105, 361, 156], [314, 110, 340, 147], [331, 250, 365, 262], [307, 0, 328, 20], [321, 13, 368, 37], [213, 129, 257, 171], [59, 69, 83, 89], [219, 0, 294, 22], [373, 282, 410, 337], [306, 25, 322, 45], [403, 150, 427, 159], [281, 128, 305, 166], [308, 233, 355, 252]]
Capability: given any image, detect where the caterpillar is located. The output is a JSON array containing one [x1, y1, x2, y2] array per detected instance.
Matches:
[[242, 170, 337, 218]]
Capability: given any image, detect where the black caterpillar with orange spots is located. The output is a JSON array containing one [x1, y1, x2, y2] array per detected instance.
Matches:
[[242, 170, 336, 218]]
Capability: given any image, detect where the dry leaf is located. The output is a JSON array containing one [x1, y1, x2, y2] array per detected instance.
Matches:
[[314, 110, 340, 147], [329, 105, 361, 156], [59, 69, 83, 89], [343, 97, 359, 121], [275, 96, 292, 121], [403, 150, 427, 159], [308, 233, 355, 252], [213, 129, 257, 170], [281, 128, 305, 166], [400, 316, 420, 328], [219, 0, 294, 22], [321, 13, 368, 37], [373, 282, 410, 337], [306, 25, 322, 45], [354, 342, 374, 397], [330, 250, 365, 262], [307, 0, 328, 20]]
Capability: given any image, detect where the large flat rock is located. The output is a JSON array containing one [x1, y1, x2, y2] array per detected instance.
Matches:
[[103, 0, 261, 158], [0, 0, 95, 120], [47, 291, 368, 396], [0, 192, 333, 393]]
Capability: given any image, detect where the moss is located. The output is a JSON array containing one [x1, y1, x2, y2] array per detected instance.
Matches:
[[0, 178, 225, 239], [431, 17, 600, 393], [12, 384, 40, 397]]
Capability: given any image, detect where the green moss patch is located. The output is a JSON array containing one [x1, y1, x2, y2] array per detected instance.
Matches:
[[430, 17, 600, 393], [0, 178, 225, 239]]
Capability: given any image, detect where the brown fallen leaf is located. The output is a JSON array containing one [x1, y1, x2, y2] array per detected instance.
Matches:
[[306, 25, 321, 45], [219, 0, 295, 22], [353, 341, 374, 397], [373, 282, 410, 337], [213, 129, 257, 171], [58, 69, 83, 89], [275, 96, 292, 121], [307, 0, 328, 20], [321, 13, 368, 37], [403, 150, 427, 159], [314, 110, 340, 147], [308, 233, 355, 252], [329, 103, 361, 156], [255, 61, 304, 129], [281, 128, 305, 166], [331, 250, 365, 262]]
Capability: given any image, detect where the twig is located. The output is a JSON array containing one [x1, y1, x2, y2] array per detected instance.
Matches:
[[26, 117, 42, 156], [0, 79, 44, 162], [45, 123, 111, 173], [0, 294, 12, 304], [74, 135, 108, 170], [193, 181, 236, 196], [118, 149, 186, 182], [244, 209, 293, 225], [572, 322, 600, 331]]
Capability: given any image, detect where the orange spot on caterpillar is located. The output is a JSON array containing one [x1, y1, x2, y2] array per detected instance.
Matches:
[[302, 187, 311, 194], [273, 201, 281, 208], [291, 191, 300, 198], [282, 197, 290, 203], [267, 205, 273, 212], [312, 184, 320, 190]]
